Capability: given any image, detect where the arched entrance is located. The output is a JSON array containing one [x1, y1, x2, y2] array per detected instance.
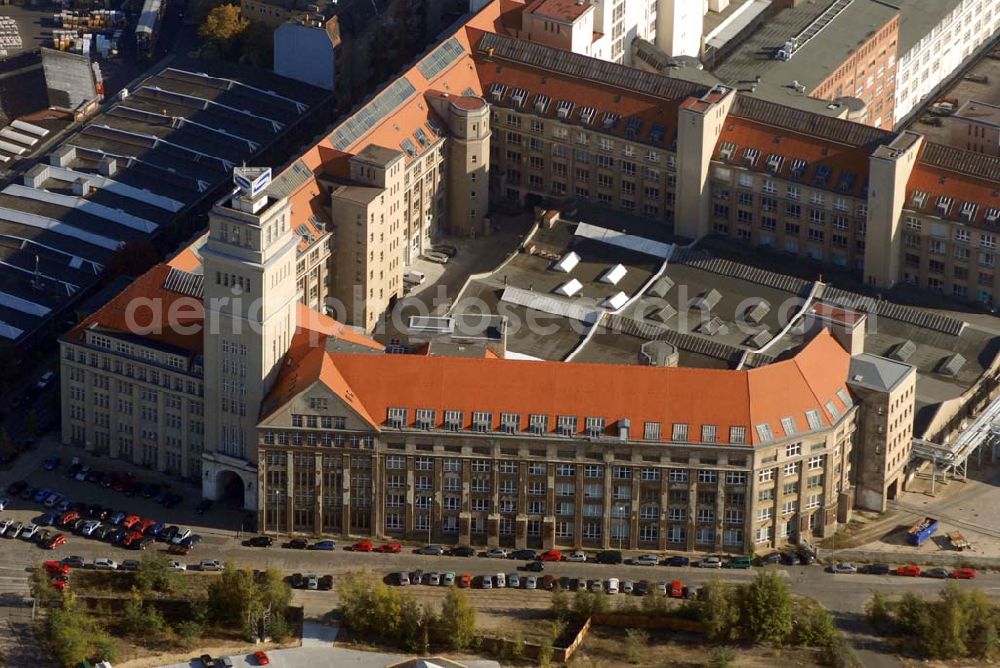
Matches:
[[216, 469, 245, 508]]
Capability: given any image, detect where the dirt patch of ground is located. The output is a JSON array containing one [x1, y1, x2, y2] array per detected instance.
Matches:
[[568, 626, 825, 667]]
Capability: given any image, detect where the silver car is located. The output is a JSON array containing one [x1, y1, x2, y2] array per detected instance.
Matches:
[[634, 554, 659, 566]]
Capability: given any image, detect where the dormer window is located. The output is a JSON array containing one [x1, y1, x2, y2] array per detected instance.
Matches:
[[500, 412, 519, 433], [529, 414, 549, 434], [585, 416, 605, 437], [743, 148, 760, 166], [387, 407, 407, 428], [936, 196, 954, 216], [911, 190, 928, 208], [415, 408, 435, 429], [557, 415, 577, 436], [472, 411, 492, 433], [444, 410, 463, 431]]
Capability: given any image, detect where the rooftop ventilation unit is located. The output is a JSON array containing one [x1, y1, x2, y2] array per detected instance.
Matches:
[[889, 339, 916, 362], [600, 263, 627, 285], [649, 303, 677, 323], [553, 251, 580, 273], [648, 276, 674, 298]]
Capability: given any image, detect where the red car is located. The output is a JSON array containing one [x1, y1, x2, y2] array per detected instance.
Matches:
[[351, 540, 373, 552], [457, 573, 472, 588], [51, 578, 68, 592], [43, 561, 70, 575], [253, 650, 270, 665], [138, 518, 157, 534], [121, 531, 144, 548], [670, 580, 684, 598], [896, 564, 922, 577], [540, 549, 562, 562], [121, 515, 141, 530], [58, 511, 79, 527], [950, 567, 977, 579], [46, 534, 67, 550], [375, 542, 401, 553]]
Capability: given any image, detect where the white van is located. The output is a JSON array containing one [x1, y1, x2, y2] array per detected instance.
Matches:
[[404, 270, 426, 285], [606, 578, 620, 594], [494, 572, 506, 588]]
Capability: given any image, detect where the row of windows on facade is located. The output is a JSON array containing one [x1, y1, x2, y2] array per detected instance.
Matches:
[[383, 408, 841, 444], [264, 431, 374, 448], [83, 337, 190, 371], [380, 512, 746, 546], [65, 352, 202, 395], [712, 169, 869, 215]]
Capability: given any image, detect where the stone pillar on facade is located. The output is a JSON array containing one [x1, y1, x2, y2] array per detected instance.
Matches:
[[404, 458, 415, 538], [658, 473, 669, 551], [487, 515, 500, 545], [313, 451, 323, 535], [369, 454, 380, 537], [284, 450, 294, 534], [572, 468, 585, 550], [516, 462, 528, 549], [630, 471, 641, 550], [341, 454, 352, 537], [601, 459, 613, 550], [685, 474, 697, 552], [543, 515, 556, 549], [714, 475, 725, 552], [431, 458, 443, 544]]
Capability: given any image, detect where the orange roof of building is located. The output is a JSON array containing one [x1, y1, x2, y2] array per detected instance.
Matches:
[[266, 329, 853, 446], [65, 264, 205, 353], [905, 162, 1000, 227], [714, 117, 871, 198], [525, 0, 591, 22]]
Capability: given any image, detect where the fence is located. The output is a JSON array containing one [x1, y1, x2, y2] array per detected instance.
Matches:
[[477, 616, 591, 664], [591, 613, 703, 632]]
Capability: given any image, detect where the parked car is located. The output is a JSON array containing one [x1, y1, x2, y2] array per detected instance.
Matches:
[[200, 560, 224, 571], [244, 536, 274, 548], [510, 549, 537, 561], [309, 540, 337, 551], [924, 567, 950, 579], [45, 533, 67, 549], [830, 562, 858, 574], [43, 561, 70, 575], [200, 654, 214, 668], [119, 560, 140, 571], [563, 550, 588, 563], [442, 572, 456, 586], [426, 572, 442, 586], [351, 540, 374, 552], [283, 538, 308, 550], [415, 545, 446, 556], [951, 567, 977, 579], [43, 493, 63, 509], [431, 243, 458, 258], [5, 521, 22, 538], [524, 575, 538, 589], [169, 561, 187, 571], [635, 580, 650, 596], [670, 580, 684, 598], [655, 581, 668, 596], [289, 573, 304, 589], [20, 524, 39, 541], [595, 550, 623, 565], [493, 573, 506, 588], [62, 555, 85, 568], [170, 528, 192, 545], [450, 545, 476, 557], [780, 552, 799, 566], [896, 564, 922, 577], [574, 578, 587, 591], [42, 457, 60, 471], [521, 560, 544, 572], [395, 572, 410, 586], [588, 579, 602, 593], [180, 534, 202, 550], [93, 558, 118, 570], [541, 575, 557, 590], [305, 575, 319, 590], [606, 578, 620, 594], [797, 549, 817, 565], [319, 575, 334, 590], [695, 556, 723, 569], [410, 570, 425, 585], [422, 250, 449, 264], [477, 575, 492, 589], [633, 554, 659, 566], [724, 556, 752, 569], [485, 547, 508, 559], [159, 526, 180, 543], [540, 549, 562, 562], [253, 650, 270, 665], [505, 573, 519, 588], [456, 573, 471, 588], [757, 552, 782, 566], [376, 542, 402, 553], [621, 579, 634, 594]]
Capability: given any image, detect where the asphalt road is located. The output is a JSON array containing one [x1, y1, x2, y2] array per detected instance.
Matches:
[[4, 444, 990, 667]]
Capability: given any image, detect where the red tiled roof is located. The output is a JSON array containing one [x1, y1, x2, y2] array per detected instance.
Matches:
[[714, 117, 870, 198], [267, 329, 853, 446], [525, 0, 591, 22], [905, 162, 1000, 227], [65, 264, 205, 353]]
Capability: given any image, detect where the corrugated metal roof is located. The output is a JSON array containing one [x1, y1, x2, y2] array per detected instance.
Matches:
[[267, 159, 313, 199], [920, 142, 1000, 183], [730, 95, 891, 148]]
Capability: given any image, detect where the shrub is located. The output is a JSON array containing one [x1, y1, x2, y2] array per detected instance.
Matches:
[[538, 634, 553, 668], [551, 585, 570, 622], [797, 605, 838, 648], [709, 646, 735, 668], [700, 579, 737, 643], [439, 586, 476, 651], [735, 572, 793, 643], [865, 592, 891, 634], [624, 628, 648, 664]]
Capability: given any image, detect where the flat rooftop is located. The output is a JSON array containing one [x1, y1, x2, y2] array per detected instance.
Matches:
[[713, 0, 898, 109], [525, 0, 592, 23], [0, 64, 324, 346]]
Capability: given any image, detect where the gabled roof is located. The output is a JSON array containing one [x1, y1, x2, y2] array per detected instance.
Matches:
[[266, 329, 853, 446]]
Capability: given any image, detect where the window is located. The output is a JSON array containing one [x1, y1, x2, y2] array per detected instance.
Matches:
[[613, 466, 631, 480], [781, 417, 797, 437], [726, 471, 747, 485], [757, 507, 773, 520], [585, 416, 605, 436], [756, 526, 773, 543], [640, 468, 660, 481], [556, 463, 576, 477], [782, 500, 798, 515], [697, 508, 715, 523], [528, 463, 546, 476], [696, 527, 714, 544], [785, 443, 801, 457], [672, 423, 688, 441], [387, 407, 407, 426], [527, 500, 545, 514], [729, 426, 746, 444], [644, 422, 660, 440], [386, 455, 405, 470], [668, 508, 686, 522], [472, 460, 491, 473], [584, 484, 603, 498], [444, 410, 463, 431], [667, 526, 686, 543], [784, 462, 800, 476], [584, 465, 603, 478], [557, 415, 577, 435], [500, 412, 519, 433], [698, 470, 718, 484], [808, 456, 823, 470], [668, 469, 688, 483], [472, 411, 492, 432], [529, 414, 549, 433], [701, 425, 717, 443], [759, 468, 775, 482]]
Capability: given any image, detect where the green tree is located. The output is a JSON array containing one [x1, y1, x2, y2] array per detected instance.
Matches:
[[894, 592, 930, 637], [439, 586, 476, 650], [624, 628, 648, 664], [537, 633, 554, 668], [121, 595, 166, 637], [45, 595, 117, 667], [510, 631, 525, 660], [206, 566, 292, 641], [921, 584, 969, 659], [198, 4, 248, 57], [399, 597, 425, 652], [174, 620, 204, 649], [700, 579, 737, 644], [136, 553, 177, 593], [572, 590, 609, 622], [865, 592, 892, 634], [797, 605, 838, 648], [735, 571, 793, 644], [965, 588, 999, 659], [551, 585, 570, 622], [709, 646, 735, 668]]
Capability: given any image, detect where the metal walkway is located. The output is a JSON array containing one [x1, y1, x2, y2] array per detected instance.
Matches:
[[911, 393, 1000, 493]]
